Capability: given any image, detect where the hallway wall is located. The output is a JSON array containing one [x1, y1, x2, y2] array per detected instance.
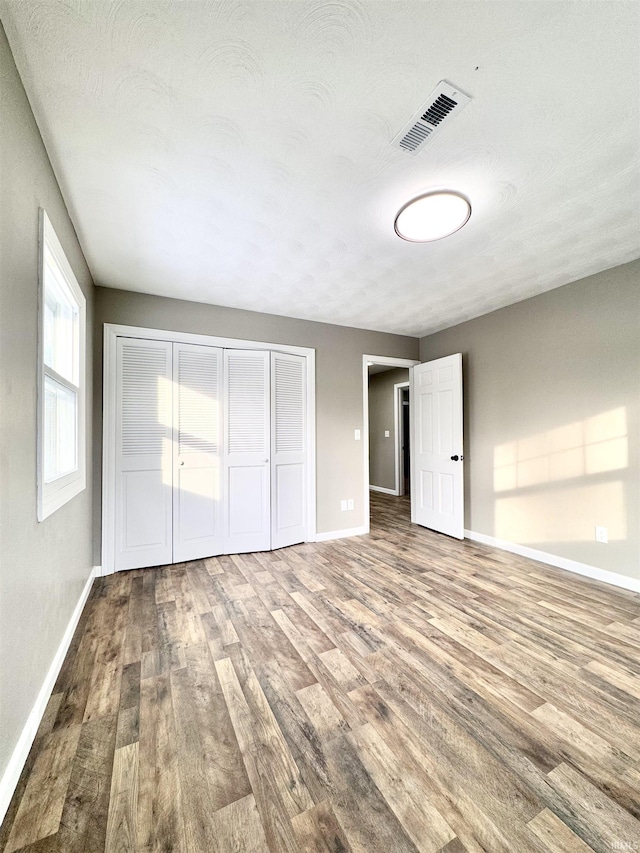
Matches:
[[368, 368, 409, 492]]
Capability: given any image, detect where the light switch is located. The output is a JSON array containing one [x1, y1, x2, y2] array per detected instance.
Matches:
[[384, 430, 390, 437], [347, 499, 354, 510], [354, 429, 361, 441]]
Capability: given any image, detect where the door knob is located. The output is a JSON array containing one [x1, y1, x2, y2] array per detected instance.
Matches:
[[451, 455, 459, 461], [180, 460, 185, 466]]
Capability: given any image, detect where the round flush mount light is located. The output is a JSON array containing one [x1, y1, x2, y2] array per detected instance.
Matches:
[[394, 190, 471, 242]]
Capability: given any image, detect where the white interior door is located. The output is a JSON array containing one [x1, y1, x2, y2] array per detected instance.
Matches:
[[271, 352, 307, 549], [224, 349, 271, 553], [172, 343, 223, 562], [115, 337, 173, 570], [411, 353, 464, 539]]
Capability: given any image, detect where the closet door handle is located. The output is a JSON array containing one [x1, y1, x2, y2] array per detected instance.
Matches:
[[450, 455, 459, 461]]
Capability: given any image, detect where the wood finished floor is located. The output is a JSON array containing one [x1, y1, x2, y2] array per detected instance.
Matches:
[[2, 492, 640, 853]]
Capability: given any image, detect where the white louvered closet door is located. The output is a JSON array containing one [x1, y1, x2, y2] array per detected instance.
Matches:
[[172, 343, 223, 562], [271, 352, 307, 548], [224, 350, 271, 553], [115, 338, 173, 570]]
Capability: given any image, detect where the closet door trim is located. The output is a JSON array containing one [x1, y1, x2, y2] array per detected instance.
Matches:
[[102, 323, 316, 575]]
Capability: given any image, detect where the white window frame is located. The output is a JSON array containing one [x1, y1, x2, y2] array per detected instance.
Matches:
[[37, 210, 86, 521]]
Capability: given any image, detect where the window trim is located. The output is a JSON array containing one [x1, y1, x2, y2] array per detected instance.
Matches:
[[37, 210, 87, 521]]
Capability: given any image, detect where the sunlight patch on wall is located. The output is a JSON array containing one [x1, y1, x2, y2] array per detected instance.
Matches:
[[157, 376, 221, 500], [493, 407, 628, 492]]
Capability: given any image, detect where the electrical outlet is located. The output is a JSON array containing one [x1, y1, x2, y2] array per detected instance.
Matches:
[[354, 429, 361, 441], [595, 526, 608, 543], [347, 498, 354, 510], [340, 500, 348, 511]]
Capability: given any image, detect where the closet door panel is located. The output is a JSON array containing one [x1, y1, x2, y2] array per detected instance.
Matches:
[[111, 337, 310, 571], [176, 467, 219, 537], [121, 471, 167, 549], [271, 352, 307, 548], [224, 350, 270, 553], [115, 338, 173, 570], [228, 466, 267, 534], [173, 343, 223, 562]]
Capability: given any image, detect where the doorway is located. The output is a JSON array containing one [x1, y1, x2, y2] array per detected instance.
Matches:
[[396, 383, 410, 497], [362, 354, 419, 531]]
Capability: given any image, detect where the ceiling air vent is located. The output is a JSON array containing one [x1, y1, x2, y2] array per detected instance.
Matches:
[[393, 81, 471, 155]]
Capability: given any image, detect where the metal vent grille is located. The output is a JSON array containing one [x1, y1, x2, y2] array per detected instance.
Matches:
[[393, 81, 471, 155]]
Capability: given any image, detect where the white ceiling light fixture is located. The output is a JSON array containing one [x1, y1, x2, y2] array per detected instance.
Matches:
[[394, 190, 471, 243]]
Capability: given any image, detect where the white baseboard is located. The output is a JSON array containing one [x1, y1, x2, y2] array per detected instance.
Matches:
[[369, 485, 399, 496], [465, 530, 640, 593], [315, 525, 369, 542], [0, 565, 99, 826]]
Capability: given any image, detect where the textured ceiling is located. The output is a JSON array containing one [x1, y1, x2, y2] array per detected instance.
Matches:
[[2, 0, 639, 336]]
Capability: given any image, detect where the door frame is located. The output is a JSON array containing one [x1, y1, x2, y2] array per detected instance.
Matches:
[[362, 355, 420, 533], [102, 323, 316, 575], [394, 381, 410, 497]]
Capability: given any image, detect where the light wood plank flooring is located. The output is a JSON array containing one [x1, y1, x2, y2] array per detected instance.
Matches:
[[2, 492, 640, 852]]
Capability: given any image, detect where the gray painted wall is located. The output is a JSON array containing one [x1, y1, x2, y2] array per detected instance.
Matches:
[[0, 24, 95, 783], [93, 287, 419, 557], [2, 8, 637, 808], [368, 368, 409, 492], [420, 260, 640, 581]]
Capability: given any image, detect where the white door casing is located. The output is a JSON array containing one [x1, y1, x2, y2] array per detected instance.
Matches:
[[115, 337, 173, 570], [410, 353, 464, 539], [394, 381, 410, 497], [362, 355, 420, 532], [271, 352, 307, 549], [172, 343, 224, 562], [224, 349, 271, 553]]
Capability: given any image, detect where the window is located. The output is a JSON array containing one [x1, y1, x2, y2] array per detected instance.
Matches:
[[38, 210, 86, 520]]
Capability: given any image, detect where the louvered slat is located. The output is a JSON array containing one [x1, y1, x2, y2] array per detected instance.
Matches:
[[274, 357, 304, 453], [392, 80, 471, 155], [178, 349, 219, 454], [227, 354, 266, 454], [121, 345, 168, 455]]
